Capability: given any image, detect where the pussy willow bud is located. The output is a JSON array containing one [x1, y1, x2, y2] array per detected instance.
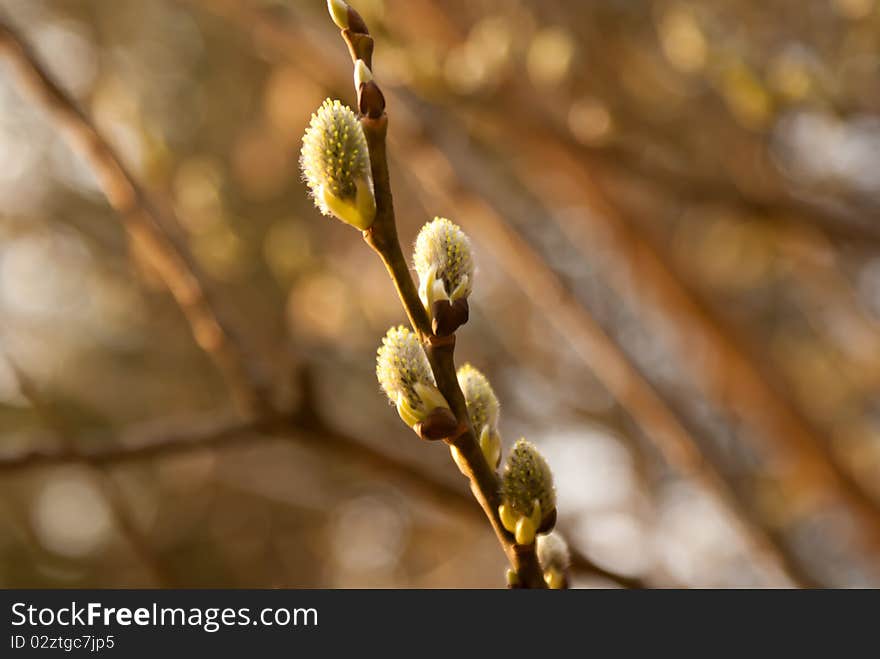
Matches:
[[326, 0, 369, 34], [449, 445, 468, 475], [457, 363, 501, 468], [506, 568, 521, 589], [413, 218, 474, 335], [354, 59, 385, 118], [327, 0, 349, 29], [354, 59, 372, 89], [499, 439, 556, 545], [301, 99, 376, 230], [376, 326, 453, 439], [537, 532, 570, 589]]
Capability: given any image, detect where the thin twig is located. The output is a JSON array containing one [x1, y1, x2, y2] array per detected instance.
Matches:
[[337, 11, 546, 588], [0, 405, 641, 587], [0, 18, 270, 417], [1, 351, 170, 586]]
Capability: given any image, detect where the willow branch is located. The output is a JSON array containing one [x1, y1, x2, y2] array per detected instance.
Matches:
[[338, 14, 545, 588], [360, 117, 432, 337], [0, 402, 639, 587], [1, 352, 170, 586], [183, 0, 807, 586], [0, 18, 269, 417]]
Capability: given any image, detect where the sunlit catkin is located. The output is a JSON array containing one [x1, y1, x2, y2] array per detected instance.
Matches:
[[457, 363, 501, 468], [376, 326, 450, 430], [536, 531, 570, 589], [413, 217, 474, 314], [301, 98, 376, 230], [499, 439, 556, 545]]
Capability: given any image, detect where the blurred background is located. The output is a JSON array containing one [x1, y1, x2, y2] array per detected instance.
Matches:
[[0, 0, 879, 588]]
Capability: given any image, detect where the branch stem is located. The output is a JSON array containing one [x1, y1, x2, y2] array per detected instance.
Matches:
[[360, 113, 546, 588], [362, 116, 431, 337], [0, 18, 269, 418]]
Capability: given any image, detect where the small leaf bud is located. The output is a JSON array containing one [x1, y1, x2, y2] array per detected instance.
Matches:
[[301, 99, 376, 230], [449, 445, 468, 475], [506, 568, 521, 588], [327, 0, 350, 29], [354, 59, 385, 118], [537, 532, 570, 589], [479, 426, 502, 470], [354, 58, 372, 89], [327, 0, 369, 34]]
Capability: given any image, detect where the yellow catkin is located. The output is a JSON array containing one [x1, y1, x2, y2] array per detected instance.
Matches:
[[501, 439, 555, 519], [300, 99, 374, 228], [457, 363, 500, 434], [413, 217, 474, 300], [376, 326, 435, 411]]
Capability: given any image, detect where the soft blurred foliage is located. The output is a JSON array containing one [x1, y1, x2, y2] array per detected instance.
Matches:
[[0, 0, 878, 588]]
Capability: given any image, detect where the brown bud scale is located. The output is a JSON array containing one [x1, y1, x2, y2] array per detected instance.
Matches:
[[415, 406, 460, 441], [431, 298, 469, 337], [358, 80, 386, 119]]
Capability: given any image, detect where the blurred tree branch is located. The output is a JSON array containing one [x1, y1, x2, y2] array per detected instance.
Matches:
[[0, 371, 643, 588], [1, 352, 169, 586], [590, 140, 880, 249], [372, 1, 880, 545], [531, 0, 880, 249], [347, 2, 880, 538], [472, 126, 880, 548], [506, 91, 880, 251], [0, 17, 270, 418], [402, 145, 815, 587]]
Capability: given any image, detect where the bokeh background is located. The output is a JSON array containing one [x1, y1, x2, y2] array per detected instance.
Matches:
[[0, 0, 879, 588]]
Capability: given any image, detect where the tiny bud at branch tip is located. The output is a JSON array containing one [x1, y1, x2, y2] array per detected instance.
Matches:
[[327, 0, 349, 29], [354, 59, 373, 88]]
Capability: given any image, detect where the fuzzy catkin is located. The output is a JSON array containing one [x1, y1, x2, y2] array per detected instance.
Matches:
[[457, 363, 499, 433], [300, 99, 373, 222], [501, 439, 556, 518], [537, 531, 570, 573], [376, 326, 435, 410], [413, 218, 474, 300]]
